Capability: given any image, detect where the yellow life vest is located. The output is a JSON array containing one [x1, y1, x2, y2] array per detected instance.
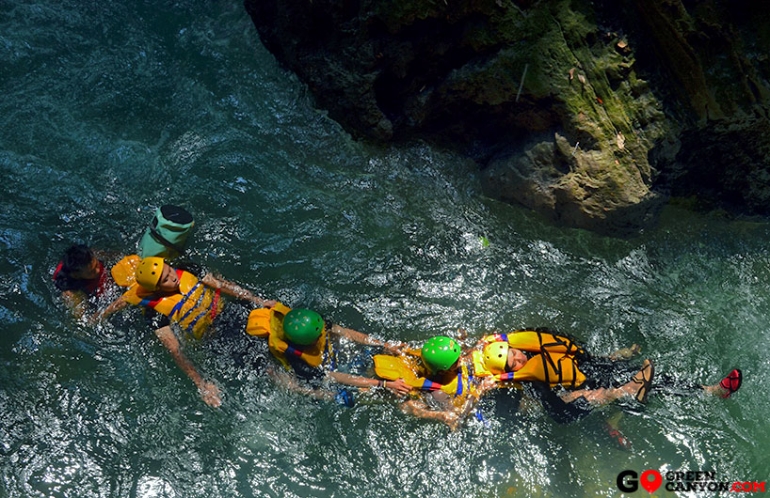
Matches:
[[110, 254, 140, 287], [122, 269, 223, 339], [254, 305, 332, 371], [244, 302, 292, 338], [373, 354, 478, 406], [472, 330, 587, 388], [489, 329, 585, 356]]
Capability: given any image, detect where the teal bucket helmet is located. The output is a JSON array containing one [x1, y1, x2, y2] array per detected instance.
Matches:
[[138, 205, 194, 259]]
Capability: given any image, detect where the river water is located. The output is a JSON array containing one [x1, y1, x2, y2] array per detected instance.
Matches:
[[1, 1, 768, 497]]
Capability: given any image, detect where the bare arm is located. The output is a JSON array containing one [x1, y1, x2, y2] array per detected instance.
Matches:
[[329, 324, 409, 354], [327, 371, 411, 395], [268, 367, 334, 401], [60, 290, 88, 320], [201, 274, 275, 307], [91, 295, 130, 324], [401, 399, 462, 430], [400, 384, 484, 431], [154, 325, 222, 408]]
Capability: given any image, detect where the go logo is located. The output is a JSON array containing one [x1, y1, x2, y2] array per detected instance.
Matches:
[[617, 469, 663, 493]]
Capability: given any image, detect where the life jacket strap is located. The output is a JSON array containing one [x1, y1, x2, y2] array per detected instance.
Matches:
[[210, 289, 221, 320]]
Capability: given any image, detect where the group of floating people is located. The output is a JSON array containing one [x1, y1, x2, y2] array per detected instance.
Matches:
[[53, 205, 743, 439]]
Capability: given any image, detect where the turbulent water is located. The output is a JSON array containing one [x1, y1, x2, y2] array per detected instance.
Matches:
[[1, 1, 768, 497]]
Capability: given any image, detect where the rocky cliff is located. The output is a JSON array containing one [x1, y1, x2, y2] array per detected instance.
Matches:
[[244, 0, 770, 234]]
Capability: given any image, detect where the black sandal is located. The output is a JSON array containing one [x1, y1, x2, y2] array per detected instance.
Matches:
[[631, 360, 655, 404]]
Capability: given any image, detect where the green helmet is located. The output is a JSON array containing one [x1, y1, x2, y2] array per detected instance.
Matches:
[[283, 309, 325, 345], [421, 336, 461, 373]]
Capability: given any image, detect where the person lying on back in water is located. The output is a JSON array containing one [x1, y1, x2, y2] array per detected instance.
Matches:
[[373, 330, 742, 430], [472, 329, 742, 426], [98, 257, 276, 408], [56, 205, 196, 320]]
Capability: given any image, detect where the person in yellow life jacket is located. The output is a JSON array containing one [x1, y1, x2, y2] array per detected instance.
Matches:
[[97, 257, 276, 408], [472, 330, 653, 422], [259, 308, 412, 405], [474, 330, 742, 426], [472, 330, 590, 389], [372, 336, 497, 430]]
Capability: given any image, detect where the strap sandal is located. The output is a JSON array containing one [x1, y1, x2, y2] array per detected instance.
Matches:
[[631, 359, 655, 404]]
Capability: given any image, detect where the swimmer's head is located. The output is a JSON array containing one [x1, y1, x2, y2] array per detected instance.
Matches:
[[62, 244, 98, 279], [283, 309, 324, 345], [483, 341, 509, 375], [136, 257, 165, 291], [421, 336, 461, 373]]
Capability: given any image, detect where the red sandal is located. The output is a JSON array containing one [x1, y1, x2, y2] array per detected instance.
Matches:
[[718, 369, 742, 398]]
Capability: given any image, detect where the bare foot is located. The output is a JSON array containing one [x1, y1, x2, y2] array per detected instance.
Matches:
[[608, 344, 641, 361]]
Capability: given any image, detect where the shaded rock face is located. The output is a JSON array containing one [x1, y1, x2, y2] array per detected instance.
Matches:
[[244, 0, 770, 234]]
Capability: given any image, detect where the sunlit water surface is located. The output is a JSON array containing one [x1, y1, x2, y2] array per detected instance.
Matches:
[[1, 1, 768, 497]]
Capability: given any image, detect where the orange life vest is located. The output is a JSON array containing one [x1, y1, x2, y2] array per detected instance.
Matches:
[[245, 303, 333, 370], [472, 330, 587, 388], [122, 269, 222, 339], [373, 354, 479, 406]]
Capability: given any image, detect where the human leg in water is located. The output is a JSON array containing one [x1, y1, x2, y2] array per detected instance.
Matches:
[[607, 344, 642, 361], [603, 410, 633, 451], [560, 359, 655, 406], [655, 368, 742, 398], [524, 360, 654, 426], [566, 363, 743, 404]]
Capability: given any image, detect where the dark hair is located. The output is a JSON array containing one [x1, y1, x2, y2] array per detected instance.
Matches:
[[54, 244, 96, 292], [61, 244, 94, 274]]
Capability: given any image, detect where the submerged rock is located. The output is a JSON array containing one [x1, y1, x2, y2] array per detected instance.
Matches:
[[244, 0, 770, 234]]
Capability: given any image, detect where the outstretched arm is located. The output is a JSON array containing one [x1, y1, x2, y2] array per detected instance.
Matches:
[[329, 324, 410, 355], [327, 371, 411, 395], [201, 273, 276, 307], [401, 399, 463, 430], [400, 384, 485, 431], [154, 325, 222, 408], [60, 290, 88, 320], [268, 367, 335, 401], [91, 295, 130, 324]]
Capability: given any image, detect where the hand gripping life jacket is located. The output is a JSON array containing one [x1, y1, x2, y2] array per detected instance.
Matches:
[[248, 304, 334, 371], [373, 354, 478, 406], [121, 269, 222, 339], [472, 329, 587, 389]]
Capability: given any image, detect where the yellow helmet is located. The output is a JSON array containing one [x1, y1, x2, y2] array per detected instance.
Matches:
[[483, 342, 509, 375], [135, 257, 165, 291]]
